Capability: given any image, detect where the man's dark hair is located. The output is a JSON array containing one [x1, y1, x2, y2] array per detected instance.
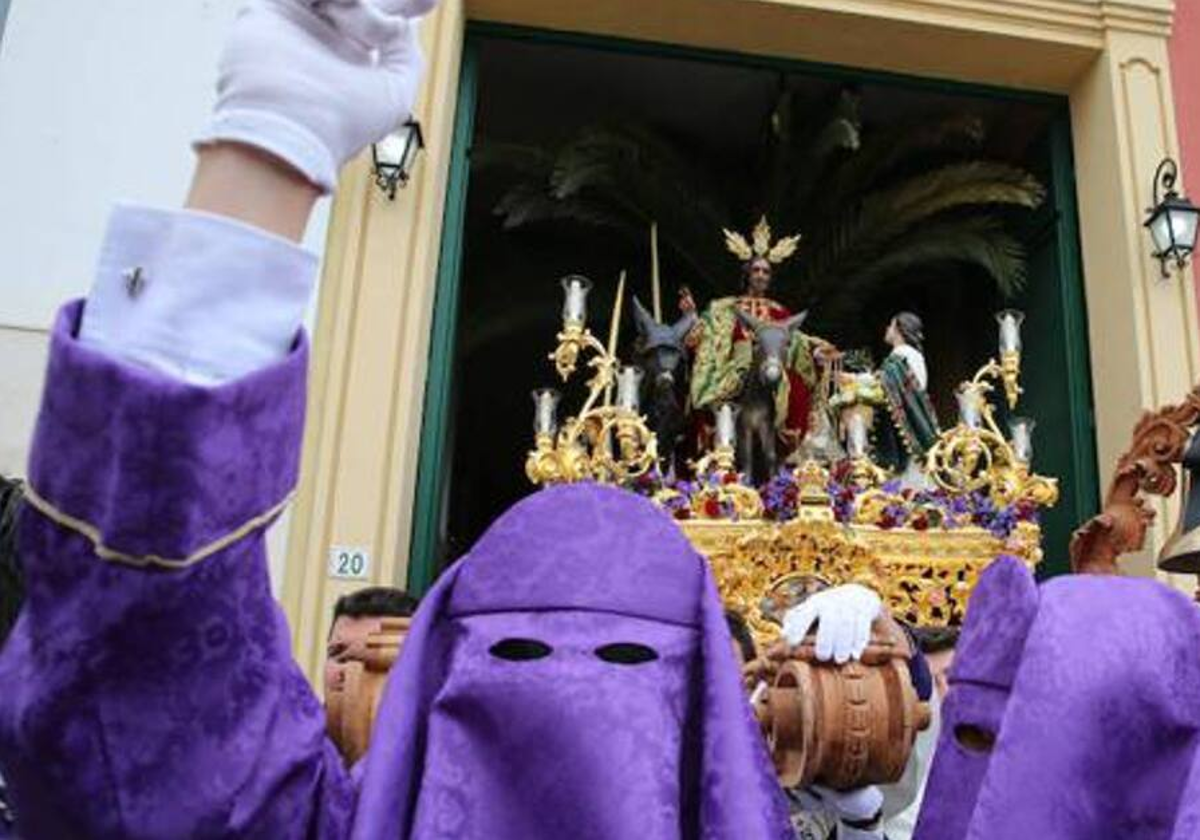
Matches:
[[911, 624, 959, 654], [332, 587, 419, 622], [0, 476, 25, 651], [724, 609, 757, 663]]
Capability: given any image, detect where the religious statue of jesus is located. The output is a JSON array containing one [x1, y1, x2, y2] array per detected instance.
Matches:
[[679, 217, 840, 463]]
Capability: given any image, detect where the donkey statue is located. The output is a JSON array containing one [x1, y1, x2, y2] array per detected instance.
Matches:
[[734, 309, 808, 485], [631, 296, 696, 477]]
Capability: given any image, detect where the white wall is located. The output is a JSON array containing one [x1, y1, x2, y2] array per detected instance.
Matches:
[[0, 0, 330, 592]]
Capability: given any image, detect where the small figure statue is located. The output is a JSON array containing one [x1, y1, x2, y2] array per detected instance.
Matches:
[[680, 217, 839, 473], [877, 312, 941, 484]]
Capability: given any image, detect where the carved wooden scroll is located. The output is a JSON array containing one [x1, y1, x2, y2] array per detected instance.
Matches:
[[1069, 383, 1200, 575]]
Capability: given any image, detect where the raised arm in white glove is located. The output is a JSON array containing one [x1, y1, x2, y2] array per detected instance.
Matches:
[[782, 583, 883, 664], [195, 0, 428, 193], [83, 0, 440, 383]]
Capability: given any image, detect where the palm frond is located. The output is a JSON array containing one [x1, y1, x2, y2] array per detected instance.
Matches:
[[873, 162, 1045, 220], [478, 95, 1044, 320], [493, 123, 736, 291], [814, 113, 986, 212], [493, 183, 627, 230], [799, 162, 1044, 293], [769, 88, 862, 221], [816, 217, 1028, 327], [471, 140, 557, 179]]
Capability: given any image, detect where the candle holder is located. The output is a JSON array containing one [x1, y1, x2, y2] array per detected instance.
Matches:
[[562, 274, 592, 325], [678, 403, 764, 518], [1008, 417, 1035, 464], [956, 385, 985, 430], [995, 310, 1024, 409], [616, 366, 643, 412], [693, 403, 739, 475], [925, 315, 1057, 508], [528, 275, 659, 486], [532, 388, 561, 437]]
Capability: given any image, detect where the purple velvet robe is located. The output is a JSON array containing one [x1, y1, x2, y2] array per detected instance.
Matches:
[[915, 556, 1200, 840], [0, 303, 791, 839]]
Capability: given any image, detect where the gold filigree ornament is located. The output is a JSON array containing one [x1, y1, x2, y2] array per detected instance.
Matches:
[[682, 516, 1041, 647], [723, 217, 802, 265], [925, 357, 1058, 510], [528, 297, 660, 487], [793, 460, 836, 523], [684, 518, 885, 645], [689, 481, 766, 521]]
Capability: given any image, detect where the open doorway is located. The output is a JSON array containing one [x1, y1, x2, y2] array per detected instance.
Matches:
[[410, 27, 1098, 590]]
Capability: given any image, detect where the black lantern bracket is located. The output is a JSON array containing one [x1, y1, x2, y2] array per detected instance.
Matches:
[[1144, 157, 1200, 279], [371, 119, 426, 201]]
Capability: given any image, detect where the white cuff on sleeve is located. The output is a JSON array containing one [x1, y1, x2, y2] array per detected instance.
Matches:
[[79, 204, 318, 386]]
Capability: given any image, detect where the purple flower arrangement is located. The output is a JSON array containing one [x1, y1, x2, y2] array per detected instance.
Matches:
[[760, 471, 800, 521], [629, 467, 746, 520], [633, 464, 1040, 537]]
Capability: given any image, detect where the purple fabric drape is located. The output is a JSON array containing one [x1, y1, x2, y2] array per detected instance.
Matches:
[[0, 302, 354, 838], [915, 556, 1200, 840], [0, 302, 791, 839]]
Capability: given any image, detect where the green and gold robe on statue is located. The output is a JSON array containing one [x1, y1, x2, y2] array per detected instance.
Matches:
[[687, 296, 821, 450], [877, 346, 941, 474]]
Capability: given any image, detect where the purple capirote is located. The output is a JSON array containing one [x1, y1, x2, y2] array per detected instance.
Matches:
[[0, 302, 792, 839], [914, 555, 1200, 840], [355, 480, 793, 839]]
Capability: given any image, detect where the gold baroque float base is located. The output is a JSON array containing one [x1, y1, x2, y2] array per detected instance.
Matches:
[[680, 518, 1041, 644]]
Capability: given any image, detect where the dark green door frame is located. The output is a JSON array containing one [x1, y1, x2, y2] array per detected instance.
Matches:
[[407, 24, 1098, 594], [408, 41, 478, 596], [1029, 113, 1100, 576]]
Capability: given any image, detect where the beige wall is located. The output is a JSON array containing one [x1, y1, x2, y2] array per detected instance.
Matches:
[[0, 0, 327, 594], [282, 1, 467, 678], [284, 0, 1200, 676], [0, 326, 47, 479]]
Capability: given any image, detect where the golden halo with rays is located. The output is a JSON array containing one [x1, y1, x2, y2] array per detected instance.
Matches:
[[722, 216, 802, 265]]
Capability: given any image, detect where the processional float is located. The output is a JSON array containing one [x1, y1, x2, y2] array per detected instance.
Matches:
[[518, 268, 1061, 789], [526, 274, 1058, 637]]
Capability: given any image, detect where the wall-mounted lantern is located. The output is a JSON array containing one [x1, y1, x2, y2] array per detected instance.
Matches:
[[1144, 157, 1199, 278], [371, 119, 425, 200]]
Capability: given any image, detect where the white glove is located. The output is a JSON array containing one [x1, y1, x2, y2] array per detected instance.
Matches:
[[792, 785, 884, 839], [782, 583, 883, 664], [196, 0, 430, 192]]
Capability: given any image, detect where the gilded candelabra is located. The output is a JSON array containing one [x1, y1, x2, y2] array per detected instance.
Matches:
[[526, 275, 659, 486], [925, 310, 1058, 508], [680, 403, 765, 519]]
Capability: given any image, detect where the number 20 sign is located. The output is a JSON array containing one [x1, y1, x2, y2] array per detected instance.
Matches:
[[328, 546, 372, 581]]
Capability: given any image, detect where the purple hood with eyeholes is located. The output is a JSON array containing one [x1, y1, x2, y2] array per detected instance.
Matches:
[[350, 482, 792, 840], [914, 556, 1200, 840]]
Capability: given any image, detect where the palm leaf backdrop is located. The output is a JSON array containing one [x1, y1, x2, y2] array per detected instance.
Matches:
[[474, 86, 1045, 332], [474, 123, 736, 297]]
